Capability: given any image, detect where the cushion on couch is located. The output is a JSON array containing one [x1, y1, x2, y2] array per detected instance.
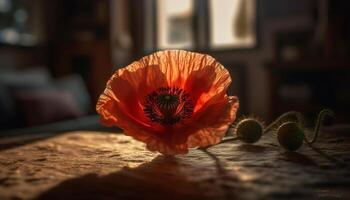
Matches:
[[0, 68, 92, 130], [13, 88, 85, 127]]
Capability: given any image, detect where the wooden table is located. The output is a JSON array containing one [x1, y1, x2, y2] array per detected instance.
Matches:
[[0, 127, 350, 200]]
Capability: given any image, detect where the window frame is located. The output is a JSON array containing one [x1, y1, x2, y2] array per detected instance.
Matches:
[[144, 0, 261, 54]]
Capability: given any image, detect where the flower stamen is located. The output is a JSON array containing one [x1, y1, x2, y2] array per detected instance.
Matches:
[[144, 87, 194, 125]]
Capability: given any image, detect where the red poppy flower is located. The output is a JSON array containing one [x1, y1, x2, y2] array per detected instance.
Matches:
[[96, 50, 239, 155]]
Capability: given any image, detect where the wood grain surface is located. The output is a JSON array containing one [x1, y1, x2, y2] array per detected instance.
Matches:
[[0, 127, 349, 200]]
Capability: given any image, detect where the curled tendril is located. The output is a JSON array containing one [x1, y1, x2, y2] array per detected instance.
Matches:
[[199, 109, 346, 167], [301, 109, 345, 165], [265, 109, 343, 165], [263, 111, 304, 134], [262, 109, 334, 145], [305, 109, 334, 144], [200, 109, 335, 152]]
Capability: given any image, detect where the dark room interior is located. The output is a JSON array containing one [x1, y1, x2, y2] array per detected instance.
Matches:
[[0, 0, 350, 199]]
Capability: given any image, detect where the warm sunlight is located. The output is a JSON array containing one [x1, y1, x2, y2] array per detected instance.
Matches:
[[157, 0, 194, 49], [1, 0, 349, 199], [209, 0, 256, 49]]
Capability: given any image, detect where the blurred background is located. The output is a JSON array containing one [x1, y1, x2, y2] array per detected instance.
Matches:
[[0, 0, 349, 134]]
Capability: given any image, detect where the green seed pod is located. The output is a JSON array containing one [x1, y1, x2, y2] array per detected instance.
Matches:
[[277, 122, 305, 151], [235, 118, 263, 143]]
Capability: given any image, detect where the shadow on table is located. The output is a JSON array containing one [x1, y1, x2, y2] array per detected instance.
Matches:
[[237, 144, 268, 153], [281, 151, 318, 166], [235, 143, 319, 167], [35, 153, 239, 200], [0, 128, 122, 152]]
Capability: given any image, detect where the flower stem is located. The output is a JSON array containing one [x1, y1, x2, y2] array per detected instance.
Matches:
[[220, 137, 240, 143], [304, 109, 334, 144], [198, 137, 239, 150], [264, 111, 304, 133], [300, 109, 344, 165]]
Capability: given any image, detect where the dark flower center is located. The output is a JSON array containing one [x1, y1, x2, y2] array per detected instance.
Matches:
[[143, 87, 194, 125]]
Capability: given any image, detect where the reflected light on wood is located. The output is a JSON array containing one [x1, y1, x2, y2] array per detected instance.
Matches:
[[1, 128, 350, 200]]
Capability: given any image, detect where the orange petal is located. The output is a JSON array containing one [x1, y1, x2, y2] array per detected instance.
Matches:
[[97, 94, 191, 155], [96, 50, 239, 155], [164, 95, 239, 147], [98, 63, 167, 126], [144, 96, 239, 154], [184, 64, 231, 112], [187, 96, 239, 148], [139, 50, 226, 87], [140, 50, 232, 112]]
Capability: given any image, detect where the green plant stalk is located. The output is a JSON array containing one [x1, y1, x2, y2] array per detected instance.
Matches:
[[264, 111, 304, 133], [305, 109, 334, 144]]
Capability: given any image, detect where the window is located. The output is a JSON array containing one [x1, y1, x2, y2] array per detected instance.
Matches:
[[149, 0, 257, 51], [0, 0, 42, 46], [157, 0, 194, 49], [209, 0, 256, 49]]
